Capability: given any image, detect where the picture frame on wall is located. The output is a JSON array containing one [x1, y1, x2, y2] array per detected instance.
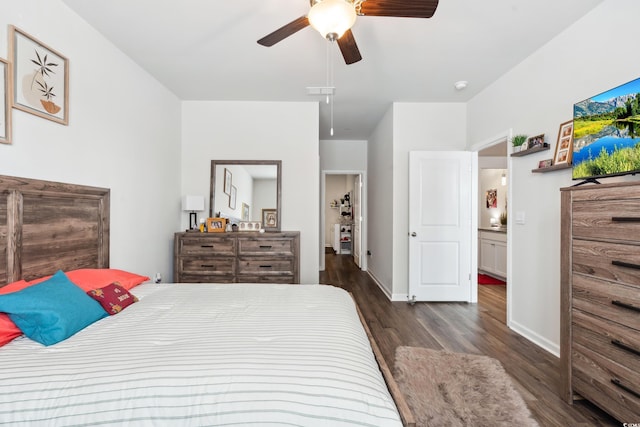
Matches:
[[229, 185, 237, 209], [241, 202, 249, 220], [9, 26, 69, 125], [0, 58, 11, 144], [224, 168, 232, 195], [262, 208, 277, 231], [553, 120, 574, 165]]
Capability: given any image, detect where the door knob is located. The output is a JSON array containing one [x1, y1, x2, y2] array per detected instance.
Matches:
[[411, 232, 417, 237]]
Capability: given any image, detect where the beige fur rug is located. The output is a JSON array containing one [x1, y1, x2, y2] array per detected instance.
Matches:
[[394, 347, 538, 427]]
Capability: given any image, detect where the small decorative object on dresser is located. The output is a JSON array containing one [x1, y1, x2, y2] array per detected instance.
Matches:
[[262, 208, 278, 231], [206, 217, 226, 233], [239, 221, 261, 231], [560, 181, 640, 422]]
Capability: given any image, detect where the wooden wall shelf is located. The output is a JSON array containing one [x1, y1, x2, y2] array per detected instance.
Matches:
[[531, 164, 572, 173], [511, 144, 550, 157]]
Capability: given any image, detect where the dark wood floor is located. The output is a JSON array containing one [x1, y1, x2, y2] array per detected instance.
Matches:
[[320, 253, 620, 427]]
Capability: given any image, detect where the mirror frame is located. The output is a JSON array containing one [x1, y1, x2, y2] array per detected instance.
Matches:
[[210, 160, 282, 231]]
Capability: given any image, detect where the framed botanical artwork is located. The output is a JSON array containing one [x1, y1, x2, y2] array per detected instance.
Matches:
[[206, 217, 226, 233], [9, 26, 69, 125], [224, 168, 232, 195], [553, 120, 574, 165], [0, 58, 11, 144], [241, 202, 249, 220], [527, 134, 545, 150], [262, 208, 277, 231], [229, 185, 237, 209]]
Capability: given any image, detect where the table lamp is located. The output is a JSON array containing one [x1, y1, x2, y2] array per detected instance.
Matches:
[[182, 195, 205, 230]]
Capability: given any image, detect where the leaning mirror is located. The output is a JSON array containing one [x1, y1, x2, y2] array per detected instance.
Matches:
[[210, 160, 282, 231]]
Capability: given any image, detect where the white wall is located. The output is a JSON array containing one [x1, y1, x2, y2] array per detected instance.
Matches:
[[180, 101, 320, 284], [479, 169, 507, 228], [0, 0, 182, 282], [367, 108, 395, 296], [391, 103, 467, 298], [467, 0, 640, 355]]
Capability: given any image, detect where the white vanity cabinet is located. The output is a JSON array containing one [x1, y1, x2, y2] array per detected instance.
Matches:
[[479, 229, 506, 279]]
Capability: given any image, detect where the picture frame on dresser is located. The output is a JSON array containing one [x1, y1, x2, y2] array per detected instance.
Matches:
[[9, 26, 69, 125], [262, 208, 277, 231], [0, 57, 11, 144], [206, 217, 226, 233]]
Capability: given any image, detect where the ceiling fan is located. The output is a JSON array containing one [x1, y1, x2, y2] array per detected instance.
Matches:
[[257, 0, 439, 65]]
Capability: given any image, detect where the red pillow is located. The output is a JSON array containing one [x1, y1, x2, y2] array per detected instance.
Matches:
[[87, 283, 138, 315], [30, 269, 149, 292], [0, 280, 31, 346]]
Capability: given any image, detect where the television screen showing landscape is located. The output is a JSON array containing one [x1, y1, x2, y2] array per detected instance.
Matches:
[[572, 76, 640, 180]]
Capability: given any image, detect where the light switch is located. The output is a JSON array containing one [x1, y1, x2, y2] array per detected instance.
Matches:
[[515, 211, 526, 224]]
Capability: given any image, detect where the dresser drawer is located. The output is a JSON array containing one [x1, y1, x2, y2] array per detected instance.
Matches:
[[176, 273, 235, 283], [573, 198, 640, 242], [573, 343, 640, 422], [237, 237, 295, 256], [573, 274, 640, 330], [573, 239, 640, 287], [236, 274, 295, 284], [573, 310, 640, 372], [178, 257, 235, 275], [177, 236, 236, 256], [237, 257, 295, 275]]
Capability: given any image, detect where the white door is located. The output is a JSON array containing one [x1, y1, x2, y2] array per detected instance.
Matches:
[[409, 151, 474, 301], [353, 175, 362, 267]]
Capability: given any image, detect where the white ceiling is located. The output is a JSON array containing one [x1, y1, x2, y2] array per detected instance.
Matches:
[[61, 0, 603, 140]]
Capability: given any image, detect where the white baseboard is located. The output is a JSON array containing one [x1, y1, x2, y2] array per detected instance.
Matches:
[[508, 319, 560, 357], [366, 271, 394, 301]]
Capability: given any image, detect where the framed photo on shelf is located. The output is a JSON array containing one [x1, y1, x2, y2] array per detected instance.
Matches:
[[9, 26, 69, 125], [224, 168, 232, 195], [527, 134, 545, 150], [0, 58, 11, 144], [553, 120, 574, 165], [538, 159, 553, 169], [229, 185, 237, 209], [206, 217, 226, 233], [262, 208, 277, 231]]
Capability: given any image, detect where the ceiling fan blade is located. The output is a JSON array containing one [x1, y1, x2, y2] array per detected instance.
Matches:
[[257, 16, 310, 47], [337, 30, 362, 65], [359, 0, 439, 18]]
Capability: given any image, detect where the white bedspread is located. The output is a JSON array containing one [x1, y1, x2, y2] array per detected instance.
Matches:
[[0, 283, 401, 426]]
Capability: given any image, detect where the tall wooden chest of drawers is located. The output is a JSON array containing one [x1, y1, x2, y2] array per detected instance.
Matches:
[[174, 231, 300, 284], [561, 182, 640, 421]]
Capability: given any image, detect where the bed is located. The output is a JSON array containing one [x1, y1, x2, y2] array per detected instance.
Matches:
[[0, 175, 414, 426]]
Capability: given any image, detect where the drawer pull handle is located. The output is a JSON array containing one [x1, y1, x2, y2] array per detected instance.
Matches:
[[259, 265, 273, 268], [611, 339, 640, 357], [200, 245, 214, 248], [611, 216, 640, 223], [612, 260, 640, 270], [612, 300, 640, 313], [259, 245, 273, 249], [611, 378, 640, 399], [201, 264, 214, 268]]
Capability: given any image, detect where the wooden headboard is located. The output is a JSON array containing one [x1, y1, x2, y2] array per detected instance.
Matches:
[[0, 175, 110, 286]]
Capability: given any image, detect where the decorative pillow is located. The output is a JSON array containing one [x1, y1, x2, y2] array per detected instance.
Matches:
[[87, 282, 138, 315], [29, 268, 150, 292], [0, 280, 32, 346], [0, 271, 108, 346]]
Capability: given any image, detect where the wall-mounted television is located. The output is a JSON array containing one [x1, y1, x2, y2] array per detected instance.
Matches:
[[572, 76, 640, 182]]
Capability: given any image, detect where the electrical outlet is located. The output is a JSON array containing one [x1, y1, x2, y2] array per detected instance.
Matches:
[[154, 272, 162, 283]]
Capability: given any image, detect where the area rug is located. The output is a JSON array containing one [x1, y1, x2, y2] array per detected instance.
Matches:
[[478, 273, 506, 285], [394, 347, 538, 426]]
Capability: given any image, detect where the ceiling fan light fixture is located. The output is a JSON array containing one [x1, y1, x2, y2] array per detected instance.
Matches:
[[308, 0, 357, 41]]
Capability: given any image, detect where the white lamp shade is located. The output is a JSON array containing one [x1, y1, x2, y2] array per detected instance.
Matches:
[[308, 0, 357, 40], [182, 195, 205, 212]]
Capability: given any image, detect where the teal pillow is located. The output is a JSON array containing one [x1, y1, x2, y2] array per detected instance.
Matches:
[[0, 270, 107, 346]]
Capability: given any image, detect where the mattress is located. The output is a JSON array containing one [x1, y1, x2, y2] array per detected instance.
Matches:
[[0, 283, 402, 426]]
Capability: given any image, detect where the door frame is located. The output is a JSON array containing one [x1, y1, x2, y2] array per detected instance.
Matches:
[[468, 129, 512, 325], [319, 170, 367, 272]]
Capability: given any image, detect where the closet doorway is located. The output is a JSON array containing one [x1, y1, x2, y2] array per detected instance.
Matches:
[[320, 172, 366, 272]]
